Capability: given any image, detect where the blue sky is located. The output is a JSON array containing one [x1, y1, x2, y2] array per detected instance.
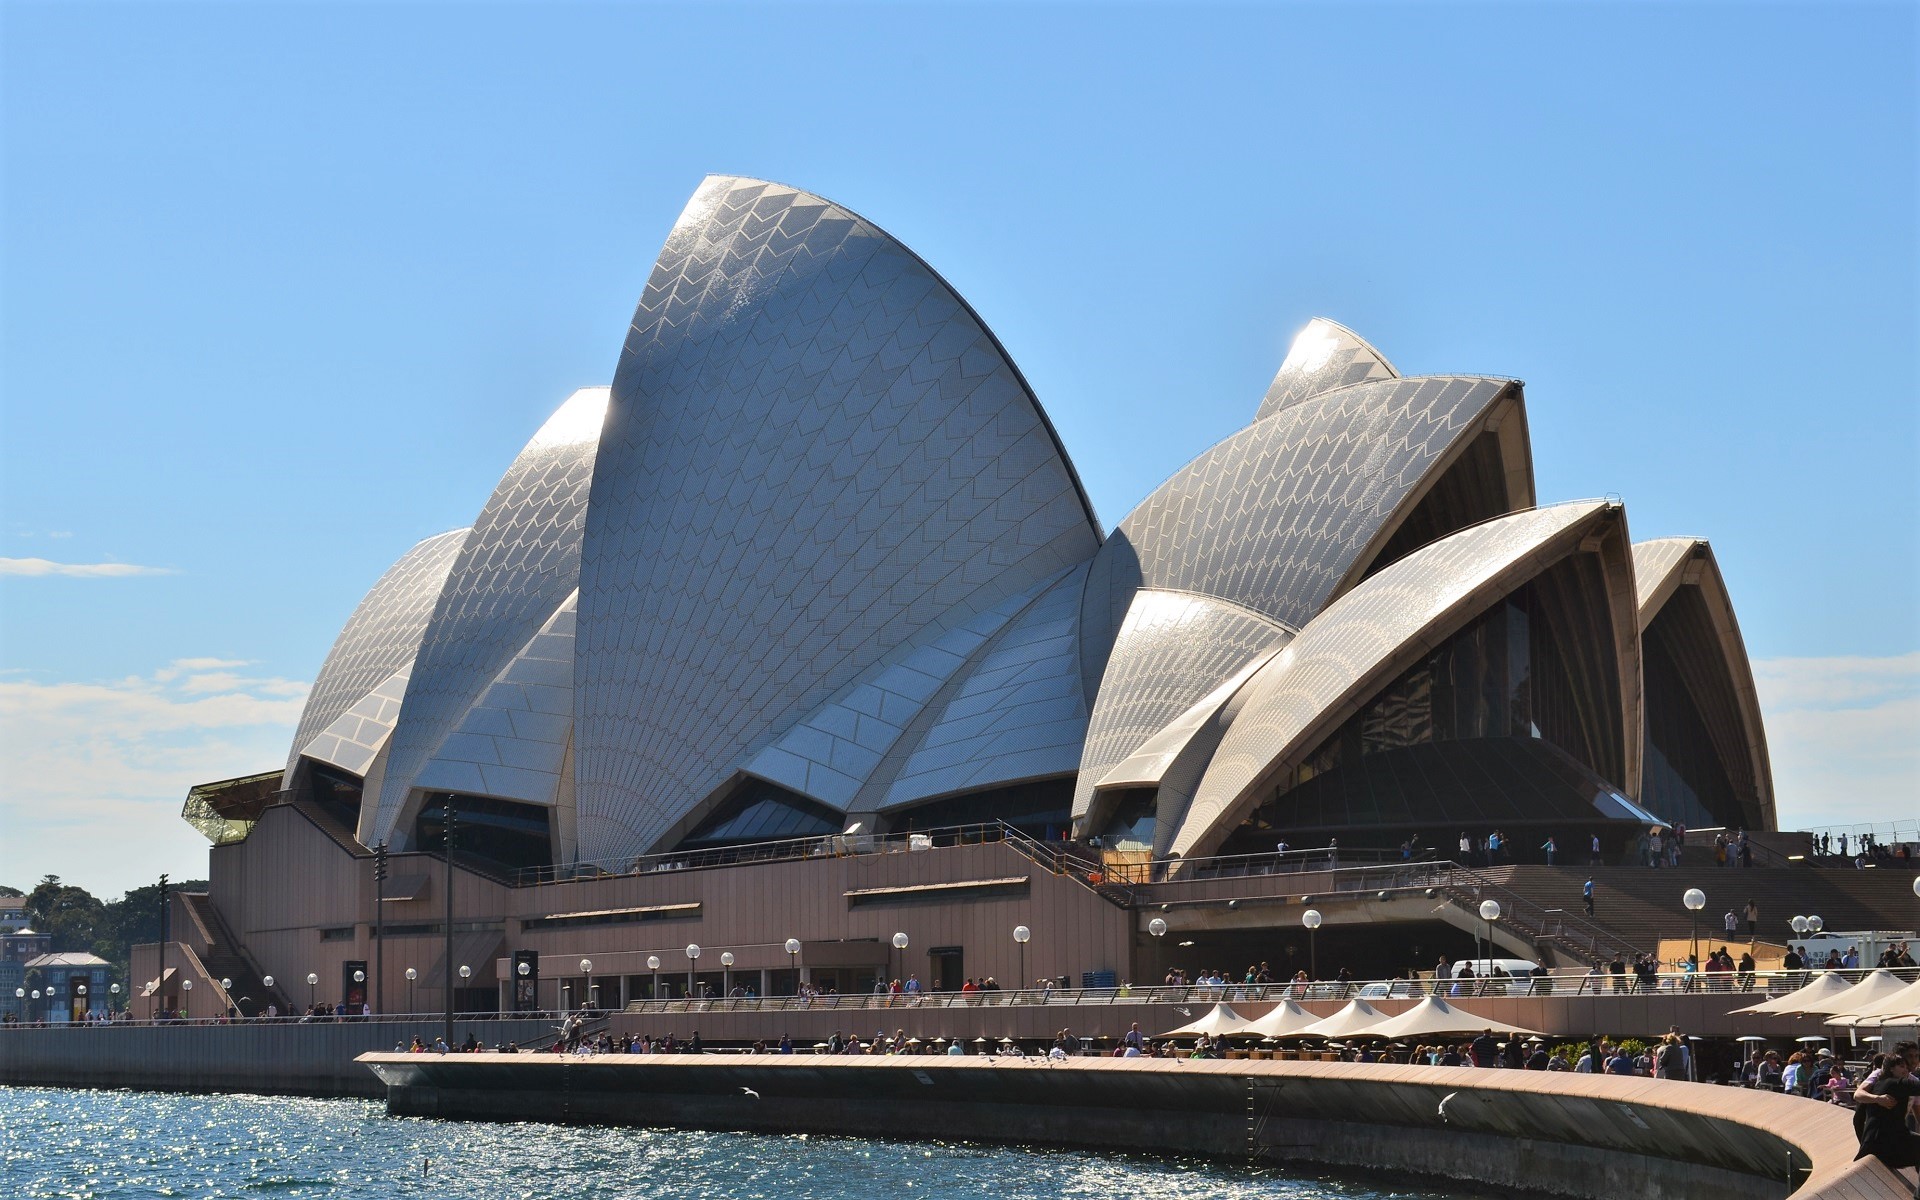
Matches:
[[2, 2, 1914, 897]]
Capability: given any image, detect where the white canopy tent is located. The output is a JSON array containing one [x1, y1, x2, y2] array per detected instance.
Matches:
[[1364, 995, 1543, 1040], [1803, 970, 1913, 1018], [1296, 998, 1388, 1039], [1237, 998, 1322, 1038], [1825, 978, 1920, 1027], [1727, 972, 1855, 1015], [1160, 1003, 1247, 1037]]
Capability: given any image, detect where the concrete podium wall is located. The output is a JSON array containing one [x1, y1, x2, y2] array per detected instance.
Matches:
[[364, 1054, 1912, 1200], [0, 1019, 559, 1098]]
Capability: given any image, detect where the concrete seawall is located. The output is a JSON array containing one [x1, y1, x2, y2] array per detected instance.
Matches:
[[361, 1054, 1913, 1200], [0, 1019, 558, 1098]]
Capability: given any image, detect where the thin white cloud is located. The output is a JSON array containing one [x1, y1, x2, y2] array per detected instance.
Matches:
[[0, 557, 176, 578], [1755, 653, 1919, 830], [0, 663, 308, 894]]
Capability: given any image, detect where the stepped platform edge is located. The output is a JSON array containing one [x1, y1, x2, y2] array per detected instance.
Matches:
[[358, 1052, 1912, 1200]]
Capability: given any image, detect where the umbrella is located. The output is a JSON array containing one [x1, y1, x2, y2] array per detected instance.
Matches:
[[1160, 1003, 1248, 1037], [1825, 978, 1920, 1027], [1796, 969, 1910, 1017], [1795, 1035, 1829, 1044], [1237, 998, 1321, 1037], [1734, 1035, 1769, 1043], [1727, 972, 1854, 1015], [1365, 995, 1543, 1041], [1296, 998, 1389, 1039]]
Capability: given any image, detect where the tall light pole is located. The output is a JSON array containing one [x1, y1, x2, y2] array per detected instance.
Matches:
[[180, 979, 192, 1020], [441, 796, 458, 1050], [580, 959, 594, 1013], [157, 873, 169, 1019], [1478, 900, 1501, 993], [685, 944, 701, 998], [720, 952, 734, 997], [405, 967, 417, 1013], [75, 983, 87, 1023], [372, 841, 388, 1015], [648, 955, 661, 1002], [1302, 909, 1323, 980], [892, 932, 909, 993], [306, 973, 318, 1010], [262, 976, 275, 1018], [784, 938, 800, 994], [516, 960, 531, 1013], [1683, 888, 1706, 970], [1013, 925, 1031, 989], [109, 982, 121, 1018]]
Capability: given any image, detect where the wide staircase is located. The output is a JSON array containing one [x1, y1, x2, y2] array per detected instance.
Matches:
[[179, 891, 288, 1013], [1475, 862, 1920, 958]]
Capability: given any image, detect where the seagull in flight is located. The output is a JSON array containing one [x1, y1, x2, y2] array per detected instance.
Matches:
[[739, 1086, 761, 1100], [1437, 1092, 1457, 1124]]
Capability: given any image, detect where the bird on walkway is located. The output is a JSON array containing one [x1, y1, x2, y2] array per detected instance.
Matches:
[[739, 1086, 761, 1100], [1437, 1092, 1457, 1124]]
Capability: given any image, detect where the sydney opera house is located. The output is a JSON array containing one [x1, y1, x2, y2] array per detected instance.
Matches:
[[166, 176, 1776, 1014]]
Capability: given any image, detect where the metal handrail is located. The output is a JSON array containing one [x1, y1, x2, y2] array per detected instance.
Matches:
[[506, 821, 1029, 887], [15, 967, 1914, 1029]]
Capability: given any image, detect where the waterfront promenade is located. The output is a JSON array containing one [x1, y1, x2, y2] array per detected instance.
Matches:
[[359, 1052, 1915, 1200]]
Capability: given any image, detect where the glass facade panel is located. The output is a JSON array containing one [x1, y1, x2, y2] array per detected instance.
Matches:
[[415, 793, 554, 872]]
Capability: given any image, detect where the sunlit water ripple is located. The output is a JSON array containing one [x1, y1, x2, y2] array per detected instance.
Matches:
[[3, 1086, 1484, 1199]]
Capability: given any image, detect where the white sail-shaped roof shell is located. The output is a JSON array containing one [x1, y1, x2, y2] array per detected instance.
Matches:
[[369, 387, 608, 845], [573, 176, 1101, 859], [1171, 500, 1639, 861], [283, 528, 466, 787]]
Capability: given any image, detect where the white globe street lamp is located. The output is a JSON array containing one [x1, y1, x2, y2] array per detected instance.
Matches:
[[647, 954, 662, 1001], [720, 951, 735, 997], [404, 967, 417, 1013], [1477, 900, 1502, 986], [1012, 925, 1032, 987], [1302, 909, 1323, 980], [181, 978, 192, 1020], [1791, 915, 1810, 935], [1806, 915, 1824, 934], [686, 944, 701, 998], [891, 932, 909, 994], [580, 959, 594, 1011], [784, 938, 801, 991], [1683, 888, 1707, 967]]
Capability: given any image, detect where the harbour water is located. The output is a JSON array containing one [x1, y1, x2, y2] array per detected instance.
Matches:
[[2, 1086, 1484, 1199]]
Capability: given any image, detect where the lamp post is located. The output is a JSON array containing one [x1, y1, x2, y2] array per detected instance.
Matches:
[[784, 938, 800, 994], [14, 987, 23, 1022], [110, 982, 120, 1017], [31, 989, 41, 1023], [306, 973, 318, 1010], [372, 839, 388, 1015], [685, 944, 701, 998], [1807, 915, 1823, 935], [404, 967, 417, 1013], [1478, 900, 1502, 993], [516, 960, 531, 1013], [892, 932, 909, 993], [441, 797, 459, 1050], [1013, 925, 1031, 989], [75, 983, 87, 1023], [458, 964, 472, 1012], [647, 955, 661, 1001], [1682, 888, 1706, 966], [580, 959, 594, 1013], [181, 978, 192, 1021], [262, 975, 275, 1018], [720, 952, 734, 997], [1302, 909, 1323, 980]]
